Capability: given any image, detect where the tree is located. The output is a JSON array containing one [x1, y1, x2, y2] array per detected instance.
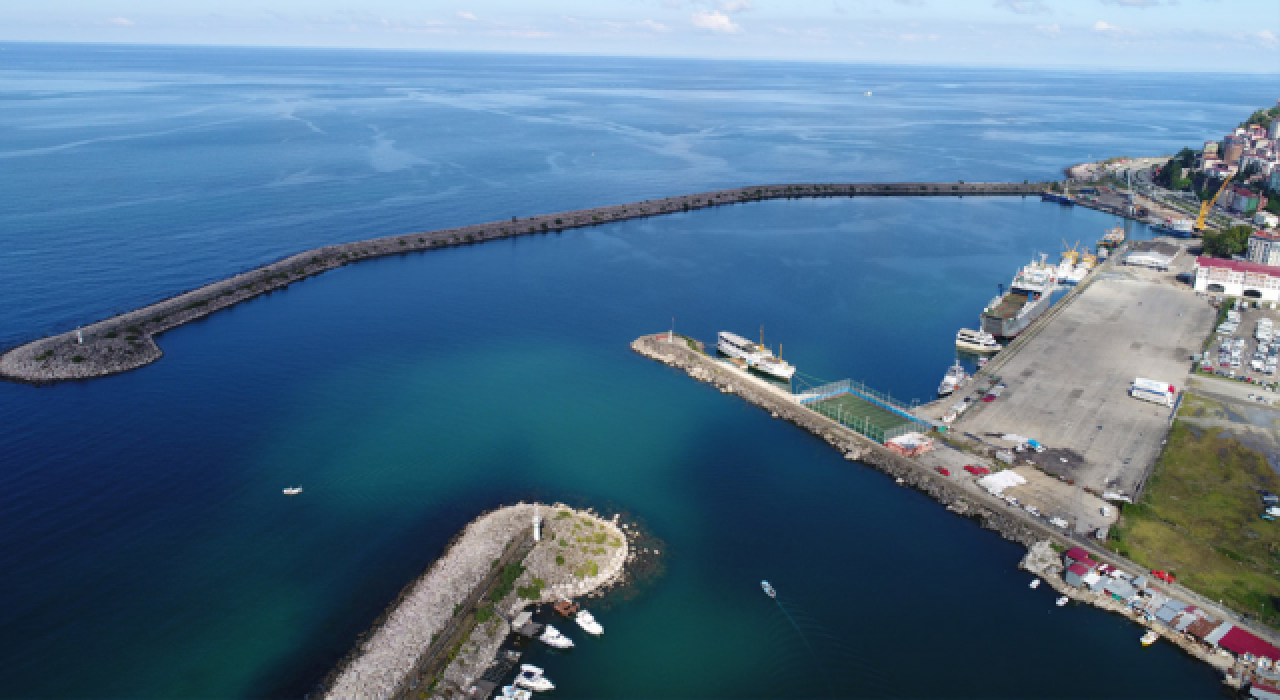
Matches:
[[1202, 225, 1255, 259]]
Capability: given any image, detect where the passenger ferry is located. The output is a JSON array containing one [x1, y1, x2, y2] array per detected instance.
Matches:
[[717, 331, 796, 381], [980, 255, 1058, 339], [955, 328, 1001, 354]]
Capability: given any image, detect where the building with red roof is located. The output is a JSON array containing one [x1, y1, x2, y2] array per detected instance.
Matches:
[[1194, 256, 1280, 300]]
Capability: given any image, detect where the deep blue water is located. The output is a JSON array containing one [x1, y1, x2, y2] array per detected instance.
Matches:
[[0, 44, 1270, 698]]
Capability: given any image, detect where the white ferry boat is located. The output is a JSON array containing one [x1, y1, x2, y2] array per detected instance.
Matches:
[[955, 328, 1001, 354], [717, 331, 796, 381]]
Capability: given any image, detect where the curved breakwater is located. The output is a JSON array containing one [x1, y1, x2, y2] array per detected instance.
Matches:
[[0, 181, 1047, 384]]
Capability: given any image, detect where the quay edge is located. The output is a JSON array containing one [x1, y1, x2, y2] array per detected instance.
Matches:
[[0, 181, 1047, 385]]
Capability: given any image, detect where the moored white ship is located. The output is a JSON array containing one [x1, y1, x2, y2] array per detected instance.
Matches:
[[980, 255, 1059, 339], [716, 331, 796, 380], [937, 361, 967, 396]]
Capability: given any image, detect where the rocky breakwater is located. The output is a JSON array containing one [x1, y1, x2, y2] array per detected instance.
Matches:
[[319, 503, 628, 700], [1, 181, 1047, 384], [632, 333, 1066, 549], [430, 506, 631, 700]]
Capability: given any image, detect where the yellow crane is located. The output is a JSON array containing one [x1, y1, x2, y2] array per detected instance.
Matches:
[[1194, 172, 1234, 232]]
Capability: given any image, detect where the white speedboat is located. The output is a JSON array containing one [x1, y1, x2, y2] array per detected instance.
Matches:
[[1056, 596, 1068, 607], [283, 486, 302, 496], [955, 328, 1001, 354], [1029, 578, 1040, 589], [761, 580, 776, 598], [514, 665, 554, 692], [500, 685, 532, 700], [1141, 630, 1159, 646], [937, 362, 967, 396], [539, 624, 574, 649], [574, 609, 603, 636]]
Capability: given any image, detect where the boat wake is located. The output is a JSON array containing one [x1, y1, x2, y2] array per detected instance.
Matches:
[[761, 593, 897, 697]]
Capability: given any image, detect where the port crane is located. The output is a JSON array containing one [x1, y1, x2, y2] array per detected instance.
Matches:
[[1194, 172, 1234, 233]]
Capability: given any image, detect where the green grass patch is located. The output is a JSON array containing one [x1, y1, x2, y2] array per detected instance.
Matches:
[[489, 562, 526, 602], [474, 605, 494, 623], [71, 355, 84, 363], [555, 511, 571, 520], [516, 577, 546, 600], [36, 351, 52, 361], [105, 331, 118, 339], [556, 555, 565, 566], [1110, 420, 1280, 625], [572, 560, 599, 579]]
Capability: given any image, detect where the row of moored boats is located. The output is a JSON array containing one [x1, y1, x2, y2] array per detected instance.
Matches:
[[499, 607, 604, 698]]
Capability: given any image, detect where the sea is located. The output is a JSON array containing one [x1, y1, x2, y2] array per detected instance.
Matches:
[[0, 43, 1271, 698]]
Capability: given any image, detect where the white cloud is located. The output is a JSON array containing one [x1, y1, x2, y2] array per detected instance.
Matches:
[[639, 19, 671, 32], [456, 11, 478, 21], [894, 0, 927, 6], [719, 0, 754, 12], [1035, 23, 1060, 36], [899, 32, 939, 41], [107, 17, 134, 26], [1100, 0, 1162, 6], [691, 10, 741, 33], [992, 0, 1050, 14], [1092, 20, 1123, 32], [1255, 29, 1278, 47]]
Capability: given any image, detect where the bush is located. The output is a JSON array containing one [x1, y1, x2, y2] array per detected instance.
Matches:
[[71, 355, 84, 363], [517, 577, 546, 600], [105, 331, 118, 339], [555, 555, 565, 566], [475, 605, 494, 623], [489, 563, 526, 601]]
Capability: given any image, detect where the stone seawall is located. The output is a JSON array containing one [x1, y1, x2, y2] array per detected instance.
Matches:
[[0, 181, 1047, 384]]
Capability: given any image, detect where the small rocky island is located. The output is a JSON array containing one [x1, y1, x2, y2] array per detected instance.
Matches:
[[319, 503, 632, 700]]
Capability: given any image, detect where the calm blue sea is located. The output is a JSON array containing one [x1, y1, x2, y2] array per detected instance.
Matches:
[[0, 43, 1270, 698]]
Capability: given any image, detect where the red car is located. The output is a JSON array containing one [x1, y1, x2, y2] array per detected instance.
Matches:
[[982, 394, 997, 403], [964, 465, 991, 475], [936, 467, 951, 476], [1152, 570, 1177, 584]]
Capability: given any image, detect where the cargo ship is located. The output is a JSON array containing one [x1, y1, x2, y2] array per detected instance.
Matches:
[[980, 255, 1058, 339], [1150, 218, 1194, 237]]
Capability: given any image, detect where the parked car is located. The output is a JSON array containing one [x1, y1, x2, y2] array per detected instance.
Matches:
[[936, 467, 951, 476], [964, 465, 991, 475], [1152, 570, 1177, 584]]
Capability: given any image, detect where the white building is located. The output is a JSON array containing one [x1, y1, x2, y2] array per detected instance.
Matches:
[[1194, 256, 1280, 301], [1258, 211, 1280, 229], [1124, 240, 1180, 270], [1249, 231, 1280, 265]]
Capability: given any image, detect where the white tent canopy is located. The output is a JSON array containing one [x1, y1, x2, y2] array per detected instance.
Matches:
[[977, 471, 1027, 495]]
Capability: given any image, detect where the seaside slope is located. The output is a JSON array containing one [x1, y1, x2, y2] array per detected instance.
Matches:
[[0, 181, 1045, 384]]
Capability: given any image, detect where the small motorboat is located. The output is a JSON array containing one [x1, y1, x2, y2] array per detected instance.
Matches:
[[1056, 596, 1068, 607], [283, 486, 302, 496], [514, 665, 554, 692], [574, 609, 603, 636], [1029, 578, 1041, 589], [761, 580, 776, 598], [539, 624, 574, 649], [500, 685, 532, 700], [1141, 630, 1159, 646]]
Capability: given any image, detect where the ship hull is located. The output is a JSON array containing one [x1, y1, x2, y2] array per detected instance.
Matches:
[[1040, 192, 1074, 206], [981, 291, 1053, 339]]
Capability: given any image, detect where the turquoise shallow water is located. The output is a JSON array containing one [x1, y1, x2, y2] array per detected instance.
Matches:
[[0, 44, 1267, 697]]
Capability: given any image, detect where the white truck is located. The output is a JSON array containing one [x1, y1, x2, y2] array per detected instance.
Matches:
[[1131, 377, 1175, 408]]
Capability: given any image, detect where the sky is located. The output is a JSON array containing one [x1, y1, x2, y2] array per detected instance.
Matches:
[[2, 0, 1278, 72]]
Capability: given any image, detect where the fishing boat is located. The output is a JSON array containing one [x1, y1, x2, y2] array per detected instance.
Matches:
[[1030, 578, 1041, 589], [539, 624, 574, 649], [1151, 218, 1194, 237], [956, 328, 1001, 354], [1098, 226, 1126, 250], [514, 665, 555, 692], [574, 610, 603, 636], [283, 486, 302, 496], [937, 361, 968, 397], [761, 580, 776, 598], [1056, 596, 1069, 607], [1141, 630, 1159, 646]]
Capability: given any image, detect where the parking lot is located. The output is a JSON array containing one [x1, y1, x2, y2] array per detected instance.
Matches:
[[954, 255, 1214, 500], [1203, 302, 1280, 388]]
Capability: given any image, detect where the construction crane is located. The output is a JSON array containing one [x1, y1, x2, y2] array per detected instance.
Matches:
[[1194, 172, 1234, 232]]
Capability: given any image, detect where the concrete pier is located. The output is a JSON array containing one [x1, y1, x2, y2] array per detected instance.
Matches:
[[0, 181, 1047, 384]]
